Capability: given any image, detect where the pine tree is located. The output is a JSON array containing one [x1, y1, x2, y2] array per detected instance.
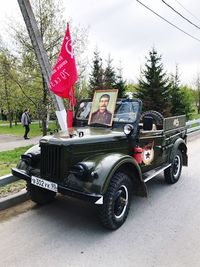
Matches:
[[115, 66, 126, 98], [89, 48, 104, 98], [103, 55, 116, 89], [137, 48, 172, 116], [170, 65, 185, 116]]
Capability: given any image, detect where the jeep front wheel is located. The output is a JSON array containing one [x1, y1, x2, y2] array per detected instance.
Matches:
[[98, 172, 132, 230], [27, 182, 56, 205]]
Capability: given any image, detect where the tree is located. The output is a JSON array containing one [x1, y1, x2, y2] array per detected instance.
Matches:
[[125, 81, 138, 98], [179, 85, 195, 119], [137, 48, 172, 116], [0, 50, 13, 126], [7, 0, 66, 135], [72, 25, 88, 92], [170, 65, 186, 116], [115, 65, 126, 98], [103, 54, 116, 89], [89, 48, 104, 98], [0, 47, 24, 127], [195, 74, 200, 114], [9, 0, 88, 135], [76, 78, 90, 100], [89, 51, 127, 99]]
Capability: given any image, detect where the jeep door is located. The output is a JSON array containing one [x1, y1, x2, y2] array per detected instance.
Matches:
[[139, 130, 165, 173]]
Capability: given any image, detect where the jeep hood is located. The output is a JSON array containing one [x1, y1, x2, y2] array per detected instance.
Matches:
[[40, 126, 125, 146]]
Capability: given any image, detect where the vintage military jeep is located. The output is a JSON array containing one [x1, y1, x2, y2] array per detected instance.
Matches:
[[12, 98, 188, 230]]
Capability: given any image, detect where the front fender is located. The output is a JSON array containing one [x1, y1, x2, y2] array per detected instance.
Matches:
[[169, 138, 188, 166], [25, 144, 40, 155], [81, 153, 145, 195], [17, 144, 41, 170]]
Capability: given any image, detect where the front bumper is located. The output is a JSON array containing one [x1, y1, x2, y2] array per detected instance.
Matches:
[[12, 167, 103, 205]]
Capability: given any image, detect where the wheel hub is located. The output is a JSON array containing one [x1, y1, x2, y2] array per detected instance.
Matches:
[[173, 155, 181, 178], [114, 185, 128, 219]]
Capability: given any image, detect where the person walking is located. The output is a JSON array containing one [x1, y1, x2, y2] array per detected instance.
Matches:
[[21, 109, 31, 139]]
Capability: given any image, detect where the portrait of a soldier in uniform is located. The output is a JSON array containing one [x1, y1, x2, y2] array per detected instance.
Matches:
[[88, 89, 118, 126]]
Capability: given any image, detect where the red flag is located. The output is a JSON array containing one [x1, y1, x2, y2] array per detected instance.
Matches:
[[49, 23, 78, 99]]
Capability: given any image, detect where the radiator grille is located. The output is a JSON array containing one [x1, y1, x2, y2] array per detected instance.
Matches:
[[40, 144, 65, 183]]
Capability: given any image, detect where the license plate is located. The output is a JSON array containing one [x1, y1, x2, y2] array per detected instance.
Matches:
[[31, 176, 58, 193]]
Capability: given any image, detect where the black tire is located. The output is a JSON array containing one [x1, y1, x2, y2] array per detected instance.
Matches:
[[141, 110, 164, 129], [27, 181, 56, 205], [98, 172, 133, 230], [164, 149, 183, 184]]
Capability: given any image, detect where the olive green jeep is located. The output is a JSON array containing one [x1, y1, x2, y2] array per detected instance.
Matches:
[[12, 98, 188, 230]]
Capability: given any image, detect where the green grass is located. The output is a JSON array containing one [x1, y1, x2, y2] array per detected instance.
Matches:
[[0, 120, 55, 197], [190, 113, 200, 120], [0, 180, 26, 198], [0, 146, 33, 197], [0, 146, 32, 176], [0, 121, 57, 136]]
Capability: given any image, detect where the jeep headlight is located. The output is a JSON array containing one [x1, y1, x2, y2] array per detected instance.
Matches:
[[69, 163, 89, 180]]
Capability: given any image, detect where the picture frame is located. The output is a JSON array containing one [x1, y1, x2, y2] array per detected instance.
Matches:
[[88, 89, 118, 126]]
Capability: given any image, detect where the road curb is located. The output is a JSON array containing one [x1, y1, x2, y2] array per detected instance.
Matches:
[[0, 189, 29, 211], [0, 174, 18, 186]]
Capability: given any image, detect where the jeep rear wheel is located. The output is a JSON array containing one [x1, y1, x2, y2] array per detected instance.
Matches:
[[98, 172, 132, 230], [164, 149, 183, 184], [27, 181, 56, 205]]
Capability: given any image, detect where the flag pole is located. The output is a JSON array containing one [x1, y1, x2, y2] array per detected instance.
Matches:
[[17, 0, 68, 132]]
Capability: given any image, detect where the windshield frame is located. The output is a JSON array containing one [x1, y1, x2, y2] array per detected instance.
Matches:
[[74, 99, 142, 129]]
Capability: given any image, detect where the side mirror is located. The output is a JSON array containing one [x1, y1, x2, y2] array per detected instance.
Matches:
[[124, 124, 134, 136], [143, 116, 153, 131]]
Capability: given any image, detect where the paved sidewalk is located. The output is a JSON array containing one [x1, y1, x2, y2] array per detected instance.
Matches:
[[0, 134, 41, 152]]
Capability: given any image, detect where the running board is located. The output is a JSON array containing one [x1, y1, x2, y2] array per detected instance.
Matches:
[[143, 164, 171, 183]]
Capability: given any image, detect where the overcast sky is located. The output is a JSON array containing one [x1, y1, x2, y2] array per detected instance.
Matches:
[[1, 0, 200, 85]]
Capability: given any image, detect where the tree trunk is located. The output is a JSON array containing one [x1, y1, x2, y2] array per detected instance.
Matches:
[[46, 105, 50, 130], [41, 75, 48, 136], [4, 77, 12, 128]]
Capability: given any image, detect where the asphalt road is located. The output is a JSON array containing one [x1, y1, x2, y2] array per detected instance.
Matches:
[[0, 136, 200, 267]]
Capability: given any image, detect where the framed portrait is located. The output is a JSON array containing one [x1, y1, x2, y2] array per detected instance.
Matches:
[[88, 89, 118, 126]]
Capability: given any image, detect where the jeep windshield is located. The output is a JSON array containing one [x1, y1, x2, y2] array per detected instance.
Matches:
[[75, 99, 140, 127]]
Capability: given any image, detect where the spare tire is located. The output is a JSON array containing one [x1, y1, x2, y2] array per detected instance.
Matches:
[[141, 110, 164, 130]]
